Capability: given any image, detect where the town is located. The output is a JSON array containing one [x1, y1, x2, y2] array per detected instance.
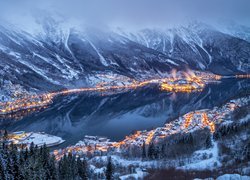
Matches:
[[0, 70, 221, 116], [52, 96, 249, 160], [2, 91, 247, 161]]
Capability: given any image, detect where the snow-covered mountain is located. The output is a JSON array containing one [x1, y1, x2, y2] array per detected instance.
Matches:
[[0, 20, 249, 92], [214, 21, 250, 42], [0, 23, 181, 91], [116, 22, 250, 75]]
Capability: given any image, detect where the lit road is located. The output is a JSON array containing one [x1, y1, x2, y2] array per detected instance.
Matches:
[[0, 72, 222, 115]]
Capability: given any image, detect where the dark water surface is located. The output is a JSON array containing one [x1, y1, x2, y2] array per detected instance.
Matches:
[[0, 78, 249, 148]]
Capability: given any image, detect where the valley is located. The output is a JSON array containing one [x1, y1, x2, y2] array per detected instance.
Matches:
[[0, 70, 220, 116], [0, 13, 249, 179]]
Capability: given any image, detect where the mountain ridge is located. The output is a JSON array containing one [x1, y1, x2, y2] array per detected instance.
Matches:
[[0, 21, 249, 92]]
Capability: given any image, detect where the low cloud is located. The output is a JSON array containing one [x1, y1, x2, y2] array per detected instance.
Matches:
[[0, 0, 249, 31]]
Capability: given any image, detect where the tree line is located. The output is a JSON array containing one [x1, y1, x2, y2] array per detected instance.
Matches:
[[0, 131, 114, 180], [121, 129, 213, 160]]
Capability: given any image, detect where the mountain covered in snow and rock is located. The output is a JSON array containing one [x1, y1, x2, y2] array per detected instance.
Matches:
[[0, 14, 250, 179], [0, 18, 249, 92]]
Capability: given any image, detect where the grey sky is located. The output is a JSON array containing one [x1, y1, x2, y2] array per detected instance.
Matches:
[[0, 0, 249, 30]]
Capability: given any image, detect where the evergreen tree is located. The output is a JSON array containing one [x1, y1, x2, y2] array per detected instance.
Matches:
[[0, 156, 6, 180], [77, 157, 88, 180], [11, 148, 22, 179], [148, 142, 156, 159], [6, 154, 14, 179], [161, 144, 166, 158], [243, 141, 250, 159], [24, 147, 29, 161], [3, 130, 8, 143], [59, 155, 71, 180], [19, 149, 25, 167], [69, 152, 78, 178], [205, 134, 212, 148], [105, 157, 113, 180], [58, 157, 64, 179], [47, 155, 58, 180], [154, 145, 160, 159], [29, 142, 35, 156], [142, 141, 147, 159], [0, 142, 92, 179], [41, 144, 49, 167], [187, 133, 194, 145]]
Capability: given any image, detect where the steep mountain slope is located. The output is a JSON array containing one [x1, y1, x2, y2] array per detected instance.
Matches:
[[0, 24, 181, 92], [216, 22, 250, 42], [117, 23, 250, 75], [0, 21, 249, 93]]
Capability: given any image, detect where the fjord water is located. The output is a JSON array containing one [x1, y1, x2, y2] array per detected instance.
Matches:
[[0, 78, 248, 147]]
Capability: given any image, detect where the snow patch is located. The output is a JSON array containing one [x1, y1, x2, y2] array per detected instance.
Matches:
[[217, 174, 250, 180], [87, 39, 109, 66], [119, 168, 148, 180], [181, 141, 221, 170]]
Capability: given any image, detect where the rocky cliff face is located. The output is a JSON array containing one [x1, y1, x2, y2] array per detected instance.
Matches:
[[117, 23, 250, 75], [0, 21, 249, 92]]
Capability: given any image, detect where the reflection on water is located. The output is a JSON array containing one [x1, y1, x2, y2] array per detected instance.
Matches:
[[0, 78, 248, 148], [0, 70, 221, 116]]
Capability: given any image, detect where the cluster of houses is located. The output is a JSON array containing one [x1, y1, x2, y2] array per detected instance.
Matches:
[[53, 96, 249, 160], [0, 81, 28, 103], [53, 136, 114, 159]]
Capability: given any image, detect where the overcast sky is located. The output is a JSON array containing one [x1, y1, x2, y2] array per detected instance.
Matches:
[[0, 0, 249, 31]]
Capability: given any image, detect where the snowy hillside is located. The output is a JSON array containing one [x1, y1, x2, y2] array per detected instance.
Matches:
[[116, 22, 250, 75], [0, 20, 249, 93]]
